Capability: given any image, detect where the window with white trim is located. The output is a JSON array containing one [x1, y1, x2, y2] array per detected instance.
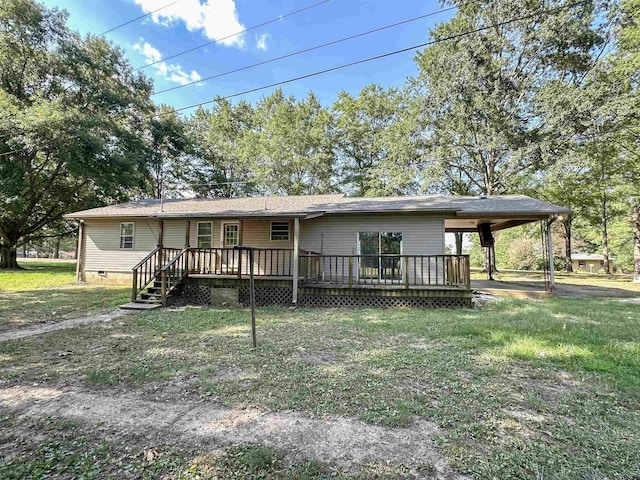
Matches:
[[223, 223, 239, 247], [270, 221, 290, 241], [197, 222, 213, 248], [120, 222, 134, 249]]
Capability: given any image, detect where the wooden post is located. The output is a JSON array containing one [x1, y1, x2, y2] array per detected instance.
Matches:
[[184, 220, 191, 274], [157, 220, 164, 267], [75, 221, 84, 283], [348, 256, 353, 289], [292, 217, 300, 305], [131, 269, 138, 301], [161, 270, 167, 307], [404, 256, 409, 289]]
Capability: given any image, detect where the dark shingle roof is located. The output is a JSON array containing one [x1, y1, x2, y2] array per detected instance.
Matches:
[[65, 193, 570, 219]]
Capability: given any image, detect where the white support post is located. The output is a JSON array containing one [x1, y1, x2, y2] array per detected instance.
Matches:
[[546, 219, 555, 292], [292, 217, 300, 305]]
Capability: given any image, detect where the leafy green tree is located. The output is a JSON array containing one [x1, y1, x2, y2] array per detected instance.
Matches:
[[187, 100, 256, 198], [0, 0, 153, 268], [333, 84, 419, 196], [414, 0, 605, 196], [248, 89, 336, 195], [144, 105, 190, 199]]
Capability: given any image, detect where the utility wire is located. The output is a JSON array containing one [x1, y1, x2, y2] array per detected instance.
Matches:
[[153, 4, 458, 96], [167, 0, 590, 115], [136, 0, 331, 71], [99, 0, 182, 36]]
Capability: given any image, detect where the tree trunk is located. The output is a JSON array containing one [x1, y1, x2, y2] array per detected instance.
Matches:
[[454, 233, 463, 255], [563, 216, 573, 272], [601, 193, 611, 275], [54, 237, 61, 259], [0, 242, 20, 269], [633, 204, 640, 282]]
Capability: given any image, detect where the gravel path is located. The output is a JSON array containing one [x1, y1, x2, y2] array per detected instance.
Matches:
[[0, 384, 466, 478], [0, 310, 132, 342]]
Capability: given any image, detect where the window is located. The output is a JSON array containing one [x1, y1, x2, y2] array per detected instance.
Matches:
[[357, 232, 403, 281], [270, 221, 290, 241], [197, 222, 213, 248], [120, 222, 134, 249], [223, 223, 239, 247], [578, 261, 586, 269]]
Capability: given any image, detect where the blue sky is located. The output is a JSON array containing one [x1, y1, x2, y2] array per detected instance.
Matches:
[[41, 0, 456, 114]]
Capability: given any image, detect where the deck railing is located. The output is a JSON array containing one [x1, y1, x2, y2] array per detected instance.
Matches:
[[131, 247, 183, 301], [187, 248, 294, 277], [299, 254, 471, 290], [160, 248, 189, 306]]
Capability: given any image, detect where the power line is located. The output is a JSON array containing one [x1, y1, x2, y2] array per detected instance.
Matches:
[[99, 0, 182, 36], [136, 0, 331, 71], [153, 5, 458, 96], [168, 0, 590, 115]]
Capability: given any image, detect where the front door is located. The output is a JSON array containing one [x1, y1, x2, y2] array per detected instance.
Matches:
[[220, 222, 240, 274], [357, 232, 403, 282]]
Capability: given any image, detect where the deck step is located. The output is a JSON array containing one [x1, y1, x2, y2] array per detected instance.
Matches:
[[120, 302, 162, 310]]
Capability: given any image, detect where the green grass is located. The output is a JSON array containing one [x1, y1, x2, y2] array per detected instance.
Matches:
[[1, 298, 639, 478], [0, 260, 77, 291], [0, 260, 129, 331]]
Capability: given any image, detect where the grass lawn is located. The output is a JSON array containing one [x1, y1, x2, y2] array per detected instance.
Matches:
[[0, 260, 129, 331], [1, 298, 639, 478]]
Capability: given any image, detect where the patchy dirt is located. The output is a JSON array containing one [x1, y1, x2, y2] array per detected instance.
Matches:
[[0, 310, 132, 342], [0, 384, 466, 479]]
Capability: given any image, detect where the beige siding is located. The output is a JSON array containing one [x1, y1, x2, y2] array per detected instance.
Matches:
[[299, 213, 445, 284], [83, 218, 188, 272], [81, 213, 445, 282], [299, 213, 444, 255]]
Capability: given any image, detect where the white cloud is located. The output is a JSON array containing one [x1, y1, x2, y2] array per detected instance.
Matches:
[[255, 33, 270, 52], [134, 40, 203, 86], [134, 0, 246, 48]]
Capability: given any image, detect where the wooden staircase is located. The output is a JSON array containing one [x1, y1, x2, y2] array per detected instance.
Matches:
[[120, 248, 189, 310]]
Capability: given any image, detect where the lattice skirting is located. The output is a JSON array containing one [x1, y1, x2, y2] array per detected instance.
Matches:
[[238, 286, 293, 307], [298, 295, 471, 309], [181, 284, 211, 306], [181, 283, 470, 309]]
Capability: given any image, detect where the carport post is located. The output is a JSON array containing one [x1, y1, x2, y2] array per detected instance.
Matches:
[[546, 218, 556, 292]]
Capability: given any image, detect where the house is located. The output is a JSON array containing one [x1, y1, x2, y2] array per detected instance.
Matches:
[[571, 253, 615, 273], [65, 194, 570, 309]]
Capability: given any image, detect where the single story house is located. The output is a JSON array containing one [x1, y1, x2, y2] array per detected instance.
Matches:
[[571, 253, 615, 273], [66, 194, 570, 309]]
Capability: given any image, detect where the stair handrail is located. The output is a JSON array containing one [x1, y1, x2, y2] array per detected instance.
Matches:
[[160, 248, 190, 306], [131, 247, 160, 301]]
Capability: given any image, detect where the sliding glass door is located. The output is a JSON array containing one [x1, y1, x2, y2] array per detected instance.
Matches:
[[357, 232, 403, 282]]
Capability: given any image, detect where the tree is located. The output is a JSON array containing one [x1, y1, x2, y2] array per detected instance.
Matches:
[[248, 89, 336, 195], [187, 100, 256, 198], [333, 84, 419, 196], [145, 105, 190, 199], [414, 0, 604, 196], [0, 0, 153, 268]]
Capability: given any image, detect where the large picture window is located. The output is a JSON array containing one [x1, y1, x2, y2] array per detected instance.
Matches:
[[197, 222, 213, 248], [357, 232, 403, 281], [270, 221, 290, 241], [120, 222, 134, 249], [222, 223, 239, 247]]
